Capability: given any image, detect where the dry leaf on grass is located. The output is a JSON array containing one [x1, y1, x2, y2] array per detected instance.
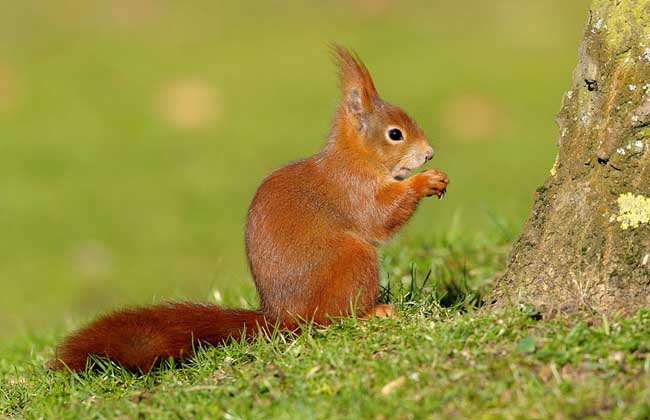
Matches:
[[381, 376, 406, 396]]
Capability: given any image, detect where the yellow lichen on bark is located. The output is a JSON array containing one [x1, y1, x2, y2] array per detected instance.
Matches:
[[616, 193, 650, 229]]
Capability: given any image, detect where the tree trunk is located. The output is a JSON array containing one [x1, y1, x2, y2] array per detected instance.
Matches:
[[500, 0, 650, 313]]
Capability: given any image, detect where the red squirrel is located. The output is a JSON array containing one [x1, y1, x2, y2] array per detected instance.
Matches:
[[52, 46, 449, 372]]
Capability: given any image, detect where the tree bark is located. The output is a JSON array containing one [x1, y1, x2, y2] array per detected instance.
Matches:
[[500, 0, 650, 313]]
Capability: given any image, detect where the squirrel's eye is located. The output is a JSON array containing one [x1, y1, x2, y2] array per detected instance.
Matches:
[[387, 128, 404, 141]]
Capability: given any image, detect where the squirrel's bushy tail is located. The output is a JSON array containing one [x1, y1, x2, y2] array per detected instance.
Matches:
[[52, 303, 268, 372]]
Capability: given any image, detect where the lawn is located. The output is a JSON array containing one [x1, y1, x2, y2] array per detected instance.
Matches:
[[5, 1, 648, 419], [3, 236, 649, 419]]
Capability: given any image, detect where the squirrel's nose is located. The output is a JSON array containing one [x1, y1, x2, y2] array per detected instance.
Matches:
[[424, 146, 434, 162]]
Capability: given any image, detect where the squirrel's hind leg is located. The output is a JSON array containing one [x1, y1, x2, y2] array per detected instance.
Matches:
[[290, 235, 379, 324], [365, 304, 397, 319]]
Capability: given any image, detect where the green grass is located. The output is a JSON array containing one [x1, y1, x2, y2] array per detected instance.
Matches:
[[4, 301, 650, 419], [3, 236, 650, 419]]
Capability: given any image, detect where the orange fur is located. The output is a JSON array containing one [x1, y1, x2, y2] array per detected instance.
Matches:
[[52, 303, 267, 372], [53, 46, 448, 372]]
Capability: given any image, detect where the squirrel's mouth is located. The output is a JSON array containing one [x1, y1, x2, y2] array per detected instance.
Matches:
[[393, 167, 412, 181], [393, 153, 430, 181]]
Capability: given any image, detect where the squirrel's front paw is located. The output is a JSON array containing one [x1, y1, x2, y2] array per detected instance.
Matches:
[[413, 169, 449, 199]]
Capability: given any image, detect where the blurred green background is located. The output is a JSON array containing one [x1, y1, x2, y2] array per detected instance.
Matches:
[[0, 0, 589, 337]]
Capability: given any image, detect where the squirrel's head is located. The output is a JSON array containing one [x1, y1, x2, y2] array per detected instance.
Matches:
[[331, 45, 434, 180]]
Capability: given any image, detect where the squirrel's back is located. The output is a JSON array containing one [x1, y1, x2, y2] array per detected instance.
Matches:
[[245, 155, 365, 318], [246, 155, 355, 247]]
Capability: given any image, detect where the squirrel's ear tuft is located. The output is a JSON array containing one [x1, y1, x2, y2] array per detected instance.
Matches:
[[330, 44, 378, 117]]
